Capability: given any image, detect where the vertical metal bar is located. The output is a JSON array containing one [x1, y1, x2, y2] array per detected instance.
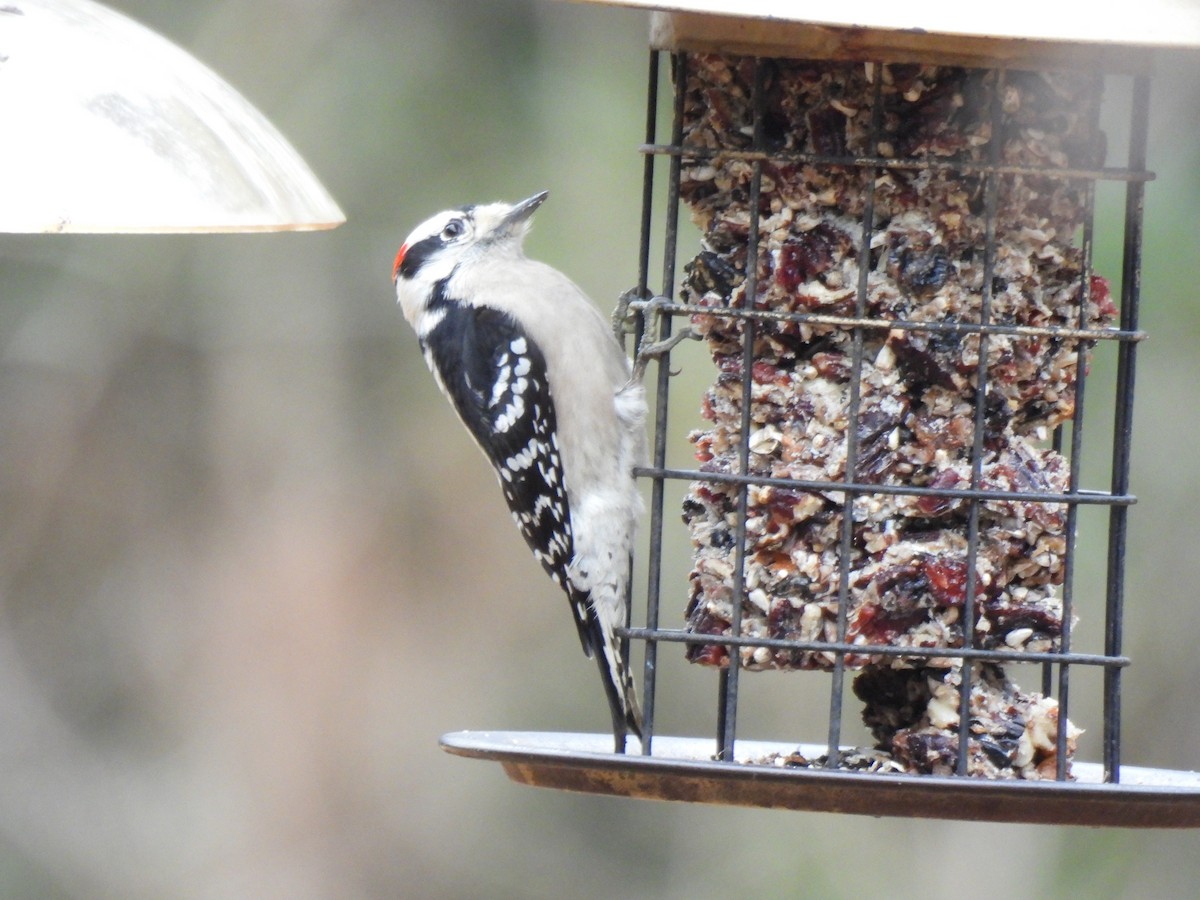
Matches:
[[658, 52, 686, 378], [1045, 424, 1065, 696], [636, 51, 660, 303], [1055, 173, 1097, 780], [825, 67, 883, 765], [956, 68, 1006, 776], [717, 57, 767, 761], [718, 305, 756, 758], [621, 51, 662, 757], [1041, 422, 1070, 696], [640, 50, 684, 756], [1104, 73, 1151, 783]]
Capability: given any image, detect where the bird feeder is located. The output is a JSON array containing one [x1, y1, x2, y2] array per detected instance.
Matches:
[[441, 2, 1200, 826]]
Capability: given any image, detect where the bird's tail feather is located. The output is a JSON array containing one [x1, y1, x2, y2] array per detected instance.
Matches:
[[593, 620, 643, 751]]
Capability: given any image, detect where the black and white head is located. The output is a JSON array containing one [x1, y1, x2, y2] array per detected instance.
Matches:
[[392, 190, 548, 327]]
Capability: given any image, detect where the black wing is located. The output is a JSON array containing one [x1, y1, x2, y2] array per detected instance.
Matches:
[[421, 300, 596, 656]]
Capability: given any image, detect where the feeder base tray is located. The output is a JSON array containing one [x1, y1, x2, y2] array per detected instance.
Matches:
[[440, 731, 1200, 828]]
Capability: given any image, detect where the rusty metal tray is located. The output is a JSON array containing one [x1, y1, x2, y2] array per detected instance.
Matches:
[[441, 731, 1200, 827]]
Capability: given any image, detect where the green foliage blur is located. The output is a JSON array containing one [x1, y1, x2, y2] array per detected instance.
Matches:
[[0, 1, 1198, 896]]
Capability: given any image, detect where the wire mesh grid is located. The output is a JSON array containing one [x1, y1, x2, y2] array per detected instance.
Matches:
[[442, 49, 1200, 826], [625, 50, 1148, 783]]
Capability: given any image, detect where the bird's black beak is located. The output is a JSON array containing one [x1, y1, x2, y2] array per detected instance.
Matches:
[[500, 190, 548, 233]]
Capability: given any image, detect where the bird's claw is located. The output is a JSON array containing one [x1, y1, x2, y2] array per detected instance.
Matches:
[[611, 286, 643, 343], [629, 294, 698, 383]]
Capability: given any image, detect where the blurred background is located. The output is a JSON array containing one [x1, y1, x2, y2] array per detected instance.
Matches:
[[0, 1, 1198, 896]]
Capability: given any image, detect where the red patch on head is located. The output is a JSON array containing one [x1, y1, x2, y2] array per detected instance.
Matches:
[[392, 244, 408, 282]]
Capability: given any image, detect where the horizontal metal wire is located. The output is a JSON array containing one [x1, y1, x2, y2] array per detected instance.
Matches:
[[619, 626, 1131, 669], [628, 298, 1146, 345], [640, 142, 1156, 184], [637, 464, 1137, 507]]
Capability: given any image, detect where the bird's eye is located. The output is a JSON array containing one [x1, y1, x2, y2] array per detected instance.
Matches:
[[442, 219, 465, 240]]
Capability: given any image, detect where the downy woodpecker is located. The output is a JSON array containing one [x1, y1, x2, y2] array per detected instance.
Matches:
[[393, 191, 646, 749]]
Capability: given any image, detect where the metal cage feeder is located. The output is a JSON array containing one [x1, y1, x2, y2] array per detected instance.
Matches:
[[442, 2, 1200, 827]]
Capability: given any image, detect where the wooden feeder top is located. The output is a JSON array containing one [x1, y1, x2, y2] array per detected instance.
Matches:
[[558, 0, 1200, 69]]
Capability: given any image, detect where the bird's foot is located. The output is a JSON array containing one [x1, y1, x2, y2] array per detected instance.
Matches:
[[630, 295, 697, 383], [611, 286, 644, 344]]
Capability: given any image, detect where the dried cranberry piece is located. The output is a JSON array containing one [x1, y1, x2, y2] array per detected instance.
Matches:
[[776, 224, 847, 292], [763, 486, 824, 520], [991, 442, 1066, 529], [982, 385, 1014, 446], [849, 603, 929, 645], [685, 642, 728, 667], [714, 353, 741, 375], [854, 400, 907, 482], [766, 595, 797, 640], [890, 330, 959, 389], [812, 351, 849, 380], [1089, 274, 1117, 319], [915, 469, 965, 516], [921, 556, 969, 606], [692, 484, 735, 510], [806, 106, 847, 157], [986, 602, 1063, 639], [751, 360, 785, 384], [684, 609, 731, 667], [910, 413, 973, 454], [855, 405, 906, 482]]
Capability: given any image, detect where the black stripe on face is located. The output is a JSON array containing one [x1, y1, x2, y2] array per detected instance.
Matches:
[[395, 233, 443, 281], [424, 278, 453, 320]]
